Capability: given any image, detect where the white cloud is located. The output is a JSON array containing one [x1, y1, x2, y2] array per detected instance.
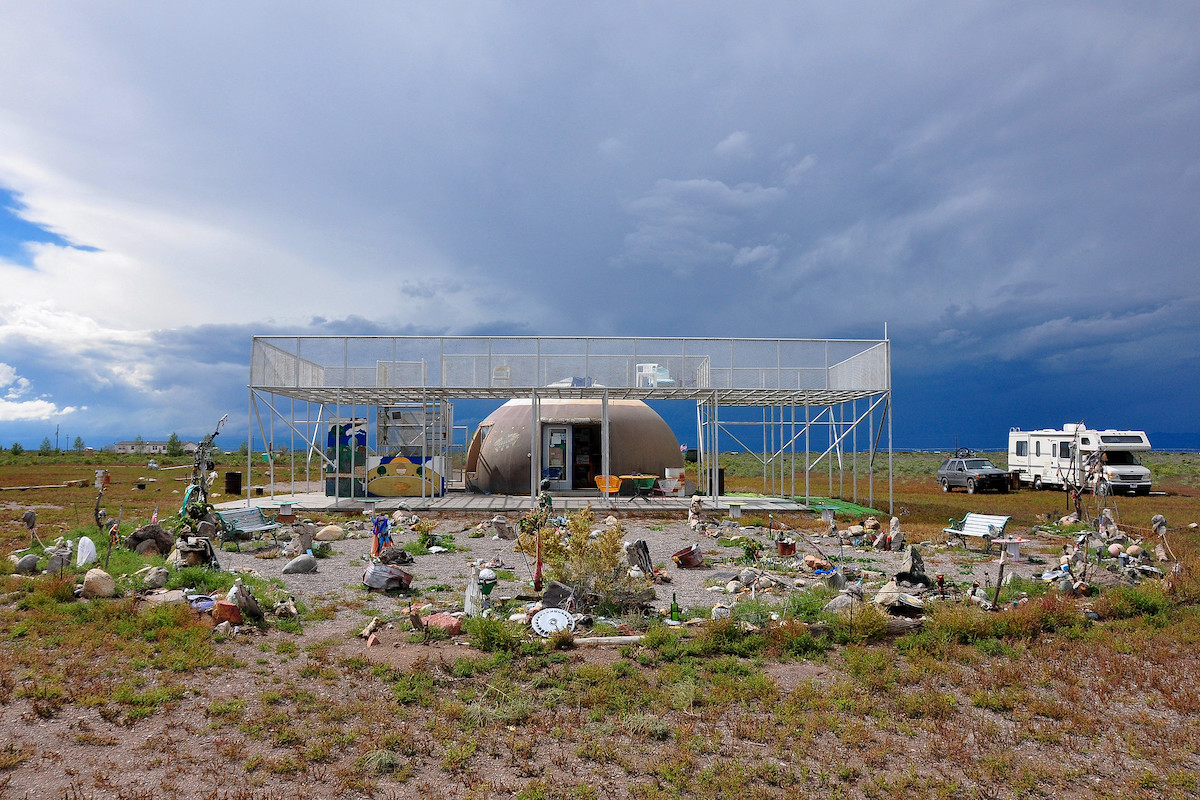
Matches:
[[715, 131, 752, 158], [732, 244, 780, 271], [0, 361, 78, 421], [782, 154, 817, 186]]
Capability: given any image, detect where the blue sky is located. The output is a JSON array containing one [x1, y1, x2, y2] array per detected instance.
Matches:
[[1, 2, 1198, 452]]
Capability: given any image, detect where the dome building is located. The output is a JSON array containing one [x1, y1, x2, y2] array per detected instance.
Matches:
[[464, 398, 683, 495]]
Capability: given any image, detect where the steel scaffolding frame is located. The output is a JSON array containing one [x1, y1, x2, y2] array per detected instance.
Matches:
[[245, 335, 892, 511]]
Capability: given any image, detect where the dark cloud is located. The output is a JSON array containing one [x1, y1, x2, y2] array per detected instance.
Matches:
[[0, 3, 1197, 446]]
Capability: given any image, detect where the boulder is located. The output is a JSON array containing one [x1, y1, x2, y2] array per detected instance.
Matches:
[[1126, 544, 1144, 559], [874, 579, 902, 608], [378, 547, 414, 566], [127, 524, 175, 556], [282, 554, 319, 574], [425, 612, 463, 636], [889, 530, 907, 551], [863, 516, 881, 531], [15, 554, 39, 574], [315, 525, 344, 542], [45, 548, 72, 575], [824, 593, 856, 612], [896, 546, 931, 587], [846, 524, 865, 538], [143, 589, 187, 606], [136, 540, 164, 557], [143, 567, 170, 589], [81, 568, 118, 599]]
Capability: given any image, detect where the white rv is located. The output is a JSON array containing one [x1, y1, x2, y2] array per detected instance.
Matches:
[[1008, 424, 1152, 495]]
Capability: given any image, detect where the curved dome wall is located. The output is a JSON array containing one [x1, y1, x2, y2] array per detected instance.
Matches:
[[465, 398, 683, 495]]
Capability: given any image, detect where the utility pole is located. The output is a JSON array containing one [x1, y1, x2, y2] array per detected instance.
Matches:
[[55, 424, 60, 452]]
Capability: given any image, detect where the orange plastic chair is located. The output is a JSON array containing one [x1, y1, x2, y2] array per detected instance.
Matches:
[[594, 475, 622, 499]]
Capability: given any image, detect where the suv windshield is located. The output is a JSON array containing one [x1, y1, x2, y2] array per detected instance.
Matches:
[[964, 459, 996, 470]]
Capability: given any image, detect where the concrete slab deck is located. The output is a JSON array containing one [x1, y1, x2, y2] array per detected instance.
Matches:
[[214, 490, 810, 516]]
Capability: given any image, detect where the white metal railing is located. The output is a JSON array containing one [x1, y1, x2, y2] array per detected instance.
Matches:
[[250, 336, 889, 393]]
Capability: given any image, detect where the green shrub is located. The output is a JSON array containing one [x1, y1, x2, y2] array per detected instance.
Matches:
[[464, 616, 524, 653], [1094, 583, 1172, 620]]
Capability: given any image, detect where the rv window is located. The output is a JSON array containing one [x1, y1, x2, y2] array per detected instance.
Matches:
[[1015, 441, 1027, 457], [1101, 434, 1144, 444], [1105, 451, 1140, 466], [1080, 437, 1090, 445], [1060, 441, 1072, 459], [1035, 441, 1041, 456], [1051, 443, 1056, 458]]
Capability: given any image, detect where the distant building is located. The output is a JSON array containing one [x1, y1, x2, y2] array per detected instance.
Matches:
[[111, 440, 198, 455]]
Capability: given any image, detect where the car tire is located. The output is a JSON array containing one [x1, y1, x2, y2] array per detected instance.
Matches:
[[999, 483, 1009, 494], [1033, 477, 1042, 491], [940, 478, 950, 493], [967, 479, 976, 494]]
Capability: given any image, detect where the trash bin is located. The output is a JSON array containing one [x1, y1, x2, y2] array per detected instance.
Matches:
[[224, 471, 243, 495]]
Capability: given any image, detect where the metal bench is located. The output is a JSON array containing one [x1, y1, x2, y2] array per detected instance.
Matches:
[[943, 512, 1011, 553], [216, 507, 282, 551]]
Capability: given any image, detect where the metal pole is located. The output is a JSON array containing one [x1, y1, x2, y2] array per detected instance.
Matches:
[[602, 391, 611, 506], [245, 389, 253, 508], [852, 398, 858, 504], [804, 403, 810, 505]]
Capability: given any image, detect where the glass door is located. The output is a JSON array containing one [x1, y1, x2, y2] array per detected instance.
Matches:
[[542, 426, 572, 491]]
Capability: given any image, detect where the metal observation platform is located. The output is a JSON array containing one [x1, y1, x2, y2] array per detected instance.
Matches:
[[243, 335, 893, 512]]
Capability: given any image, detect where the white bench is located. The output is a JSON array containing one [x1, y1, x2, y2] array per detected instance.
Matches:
[[216, 507, 282, 551], [943, 512, 1011, 553]]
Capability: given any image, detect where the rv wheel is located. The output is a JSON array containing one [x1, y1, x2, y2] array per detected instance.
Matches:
[[966, 479, 977, 494], [1032, 477, 1042, 491]]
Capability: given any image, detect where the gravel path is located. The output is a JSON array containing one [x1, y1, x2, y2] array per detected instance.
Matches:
[[216, 511, 1057, 618]]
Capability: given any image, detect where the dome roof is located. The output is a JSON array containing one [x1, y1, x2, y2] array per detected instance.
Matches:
[[465, 398, 683, 494]]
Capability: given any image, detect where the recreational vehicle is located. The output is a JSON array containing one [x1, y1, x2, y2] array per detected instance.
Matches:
[[1007, 424, 1152, 495]]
